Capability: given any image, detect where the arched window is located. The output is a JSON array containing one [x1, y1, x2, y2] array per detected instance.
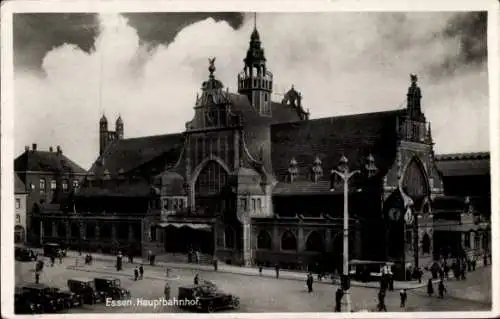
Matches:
[[281, 230, 297, 251], [422, 233, 431, 253], [50, 180, 57, 190], [224, 226, 235, 249], [39, 178, 46, 192], [257, 230, 272, 250], [402, 157, 429, 202], [305, 231, 324, 252], [195, 160, 228, 195]]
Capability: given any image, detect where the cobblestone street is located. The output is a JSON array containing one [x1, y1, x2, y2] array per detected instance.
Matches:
[[14, 254, 492, 313]]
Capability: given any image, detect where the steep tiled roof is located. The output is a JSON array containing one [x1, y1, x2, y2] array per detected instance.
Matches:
[[91, 133, 184, 176], [270, 109, 405, 194], [14, 150, 87, 174], [435, 152, 490, 177], [76, 180, 151, 198], [15, 174, 26, 194]]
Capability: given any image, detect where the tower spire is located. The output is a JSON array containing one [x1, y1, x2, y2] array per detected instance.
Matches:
[[253, 12, 257, 30]]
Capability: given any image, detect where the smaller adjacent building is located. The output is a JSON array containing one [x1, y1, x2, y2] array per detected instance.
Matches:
[[15, 174, 28, 244], [14, 144, 88, 245], [433, 152, 491, 265]]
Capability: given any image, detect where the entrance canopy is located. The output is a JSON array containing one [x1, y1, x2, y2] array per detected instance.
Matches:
[[156, 222, 212, 231]]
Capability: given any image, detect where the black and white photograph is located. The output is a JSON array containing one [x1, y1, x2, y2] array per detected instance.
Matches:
[[2, 0, 498, 317]]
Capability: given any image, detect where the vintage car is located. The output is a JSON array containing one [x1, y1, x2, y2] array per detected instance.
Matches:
[[67, 278, 105, 304], [46, 286, 84, 309], [177, 283, 240, 313], [94, 277, 131, 300], [15, 246, 37, 262], [21, 284, 64, 312], [14, 287, 43, 314]]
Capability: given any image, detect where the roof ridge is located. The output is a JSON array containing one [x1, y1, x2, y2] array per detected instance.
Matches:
[[121, 132, 183, 142], [270, 108, 404, 127]]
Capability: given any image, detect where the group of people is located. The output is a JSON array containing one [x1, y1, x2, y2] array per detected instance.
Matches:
[[133, 265, 145, 281]]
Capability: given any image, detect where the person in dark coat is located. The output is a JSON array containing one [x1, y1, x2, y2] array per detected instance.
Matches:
[[460, 265, 466, 280], [306, 273, 314, 293], [213, 258, 218, 272], [50, 255, 55, 267], [377, 290, 387, 312], [438, 279, 446, 298], [275, 264, 280, 279], [400, 289, 407, 308], [134, 267, 139, 281], [472, 259, 476, 271], [164, 282, 171, 299], [427, 278, 434, 296], [35, 271, 40, 284], [335, 288, 343, 312], [443, 263, 449, 279], [194, 273, 200, 285], [139, 265, 144, 279], [258, 264, 263, 276]]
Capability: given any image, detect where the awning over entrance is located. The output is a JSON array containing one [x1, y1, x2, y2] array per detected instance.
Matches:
[[156, 222, 212, 231]]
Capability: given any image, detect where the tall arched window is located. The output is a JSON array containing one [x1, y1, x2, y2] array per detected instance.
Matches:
[[402, 157, 429, 203], [422, 233, 431, 253], [257, 230, 272, 250], [305, 231, 324, 252], [281, 230, 297, 251], [195, 160, 228, 195]]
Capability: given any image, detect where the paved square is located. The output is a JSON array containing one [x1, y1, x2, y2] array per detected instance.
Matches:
[[15, 256, 492, 313]]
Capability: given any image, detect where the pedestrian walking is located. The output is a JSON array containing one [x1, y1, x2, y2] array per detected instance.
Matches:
[[58, 250, 63, 264], [35, 271, 40, 284], [306, 273, 314, 293], [472, 259, 476, 271], [460, 266, 466, 280], [443, 263, 449, 279], [134, 267, 139, 281], [427, 278, 434, 296], [213, 258, 218, 271], [377, 290, 387, 312], [400, 289, 407, 308], [334, 288, 343, 312], [129, 253, 134, 264], [164, 282, 171, 299], [438, 279, 446, 298], [275, 264, 280, 279], [50, 255, 55, 267], [139, 265, 144, 280], [166, 268, 171, 278], [258, 264, 263, 276], [194, 273, 200, 285]]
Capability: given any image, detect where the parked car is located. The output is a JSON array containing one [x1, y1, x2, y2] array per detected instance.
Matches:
[[15, 246, 37, 262], [67, 277, 105, 304], [177, 283, 240, 313], [21, 284, 64, 313], [94, 277, 131, 300], [45, 286, 83, 309], [14, 287, 43, 314]]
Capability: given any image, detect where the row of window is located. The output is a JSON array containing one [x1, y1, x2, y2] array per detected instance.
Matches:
[[15, 198, 21, 209], [163, 198, 186, 210], [240, 198, 263, 211], [256, 230, 328, 252], [238, 78, 272, 91], [35, 178, 79, 192]]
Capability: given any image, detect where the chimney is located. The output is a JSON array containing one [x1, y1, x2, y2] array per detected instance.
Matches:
[[56, 146, 62, 155], [49, 146, 53, 152], [25, 145, 29, 152], [32, 143, 37, 151]]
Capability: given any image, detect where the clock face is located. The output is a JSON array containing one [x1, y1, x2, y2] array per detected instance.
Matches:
[[388, 208, 401, 221]]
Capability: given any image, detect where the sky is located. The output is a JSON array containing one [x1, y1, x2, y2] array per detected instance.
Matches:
[[13, 12, 488, 170]]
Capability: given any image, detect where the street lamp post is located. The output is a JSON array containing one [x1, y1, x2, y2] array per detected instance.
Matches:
[[330, 154, 377, 313]]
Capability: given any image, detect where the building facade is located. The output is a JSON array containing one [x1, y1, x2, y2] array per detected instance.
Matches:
[[15, 174, 28, 244], [14, 144, 87, 245], [32, 26, 490, 274]]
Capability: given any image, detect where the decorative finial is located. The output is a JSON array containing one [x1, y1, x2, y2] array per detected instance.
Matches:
[[410, 73, 418, 85], [208, 57, 216, 77], [253, 12, 257, 30]]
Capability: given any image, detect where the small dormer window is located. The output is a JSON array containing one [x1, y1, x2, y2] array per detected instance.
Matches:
[[311, 156, 323, 182], [288, 157, 299, 182]]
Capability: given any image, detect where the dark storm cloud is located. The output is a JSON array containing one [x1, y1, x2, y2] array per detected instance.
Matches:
[[122, 12, 244, 46], [13, 13, 100, 73], [13, 12, 244, 73], [431, 11, 487, 77]]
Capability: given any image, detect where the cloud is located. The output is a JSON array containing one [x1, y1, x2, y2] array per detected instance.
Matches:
[[14, 12, 489, 169]]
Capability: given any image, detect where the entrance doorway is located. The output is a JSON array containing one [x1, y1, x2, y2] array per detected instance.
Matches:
[[164, 225, 213, 254]]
